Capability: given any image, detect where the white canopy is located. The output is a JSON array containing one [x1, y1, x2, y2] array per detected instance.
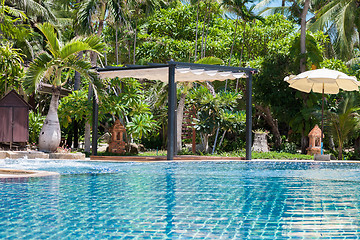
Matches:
[[98, 66, 247, 83]]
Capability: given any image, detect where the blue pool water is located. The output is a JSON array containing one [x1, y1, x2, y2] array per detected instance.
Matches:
[[1, 159, 360, 239]]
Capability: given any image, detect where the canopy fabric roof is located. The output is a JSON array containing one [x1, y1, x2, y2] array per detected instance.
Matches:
[[97, 64, 248, 83]]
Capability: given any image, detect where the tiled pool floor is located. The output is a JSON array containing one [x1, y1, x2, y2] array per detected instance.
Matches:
[[1, 160, 360, 239]]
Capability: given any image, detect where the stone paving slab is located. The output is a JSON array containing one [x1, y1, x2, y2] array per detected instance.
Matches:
[[0, 168, 60, 179], [0, 151, 85, 160], [49, 152, 85, 160], [6, 151, 49, 159]]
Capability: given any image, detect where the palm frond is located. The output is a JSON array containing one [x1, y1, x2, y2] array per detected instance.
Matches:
[[308, 0, 339, 32], [254, 0, 275, 11], [60, 41, 101, 59], [2, 5, 27, 19], [334, 0, 357, 60], [9, 0, 57, 23], [76, 0, 98, 34], [36, 22, 61, 57], [22, 52, 53, 94], [81, 35, 106, 53]]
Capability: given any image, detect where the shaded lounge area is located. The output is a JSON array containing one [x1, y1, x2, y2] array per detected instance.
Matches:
[[93, 61, 257, 160]]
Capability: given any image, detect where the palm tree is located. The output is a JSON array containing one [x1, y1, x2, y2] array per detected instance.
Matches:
[[222, 0, 262, 66], [326, 93, 360, 160], [255, 0, 313, 72], [76, 0, 123, 64], [76, 0, 123, 152], [6, 0, 57, 24], [22, 22, 105, 152], [309, 0, 360, 61]]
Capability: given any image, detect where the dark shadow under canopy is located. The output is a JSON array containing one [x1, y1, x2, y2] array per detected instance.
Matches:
[[95, 61, 257, 160]]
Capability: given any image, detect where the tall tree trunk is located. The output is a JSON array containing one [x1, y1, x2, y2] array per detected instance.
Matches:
[[201, 133, 209, 153], [203, 9, 211, 57], [218, 130, 227, 148], [128, 40, 131, 63], [194, 3, 200, 61], [255, 104, 282, 149], [115, 26, 119, 65], [200, 2, 209, 58], [225, 17, 239, 91], [239, 22, 246, 67], [206, 81, 216, 97], [338, 143, 343, 160], [176, 93, 186, 153], [133, 21, 137, 65], [73, 51, 82, 148], [84, 84, 93, 153], [228, 17, 239, 66], [354, 136, 360, 154], [85, 10, 105, 152], [38, 88, 61, 152], [300, 0, 310, 73]]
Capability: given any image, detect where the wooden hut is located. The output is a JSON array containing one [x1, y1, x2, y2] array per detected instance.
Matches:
[[0, 90, 32, 147]]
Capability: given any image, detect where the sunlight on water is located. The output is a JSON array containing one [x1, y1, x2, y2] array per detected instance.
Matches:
[[1, 160, 360, 239]]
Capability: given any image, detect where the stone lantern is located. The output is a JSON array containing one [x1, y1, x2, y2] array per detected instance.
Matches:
[[252, 131, 269, 152], [108, 119, 126, 154], [307, 125, 322, 155]]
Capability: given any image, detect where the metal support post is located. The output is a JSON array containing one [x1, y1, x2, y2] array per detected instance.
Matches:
[[167, 64, 176, 160], [246, 72, 253, 160]]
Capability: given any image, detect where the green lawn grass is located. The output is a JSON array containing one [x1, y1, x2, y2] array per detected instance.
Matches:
[[138, 150, 314, 160]]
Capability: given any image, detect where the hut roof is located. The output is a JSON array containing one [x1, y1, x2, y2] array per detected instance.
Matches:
[[0, 90, 32, 108]]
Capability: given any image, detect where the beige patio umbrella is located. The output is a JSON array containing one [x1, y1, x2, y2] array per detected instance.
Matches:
[[284, 68, 360, 154]]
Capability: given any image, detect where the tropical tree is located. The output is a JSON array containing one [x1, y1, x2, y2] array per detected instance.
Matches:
[[6, 0, 57, 24], [222, 0, 262, 66], [22, 22, 105, 152], [254, 0, 325, 72], [188, 85, 242, 153], [309, 0, 360, 61], [76, 0, 124, 152], [0, 42, 25, 97], [326, 93, 360, 160], [176, 56, 224, 153]]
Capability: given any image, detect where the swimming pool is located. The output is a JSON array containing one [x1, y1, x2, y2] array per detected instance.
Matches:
[[1, 159, 360, 239]]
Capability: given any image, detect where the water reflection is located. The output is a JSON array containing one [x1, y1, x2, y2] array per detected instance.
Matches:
[[1, 160, 360, 238], [165, 165, 176, 238]]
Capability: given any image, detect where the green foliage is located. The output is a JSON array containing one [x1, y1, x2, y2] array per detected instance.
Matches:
[[279, 142, 297, 154], [189, 86, 243, 135], [135, 7, 296, 65], [320, 58, 349, 73], [28, 110, 45, 144], [22, 22, 105, 94], [58, 90, 91, 128], [289, 32, 324, 69], [195, 56, 224, 65], [0, 41, 24, 96], [0, 0, 31, 42], [126, 114, 158, 140], [326, 92, 360, 160], [254, 53, 301, 123], [218, 150, 314, 160]]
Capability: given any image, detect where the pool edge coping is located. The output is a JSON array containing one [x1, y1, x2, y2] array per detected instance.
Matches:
[[0, 168, 60, 179]]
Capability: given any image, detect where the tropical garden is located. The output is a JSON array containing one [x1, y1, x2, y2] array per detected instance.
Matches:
[[1, 0, 360, 160]]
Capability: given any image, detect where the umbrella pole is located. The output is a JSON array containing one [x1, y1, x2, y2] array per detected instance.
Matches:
[[321, 84, 324, 155]]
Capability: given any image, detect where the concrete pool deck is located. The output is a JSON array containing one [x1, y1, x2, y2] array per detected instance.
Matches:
[[0, 168, 60, 180], [89, 155, 246, 162], [0, 151, 85, 160]]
